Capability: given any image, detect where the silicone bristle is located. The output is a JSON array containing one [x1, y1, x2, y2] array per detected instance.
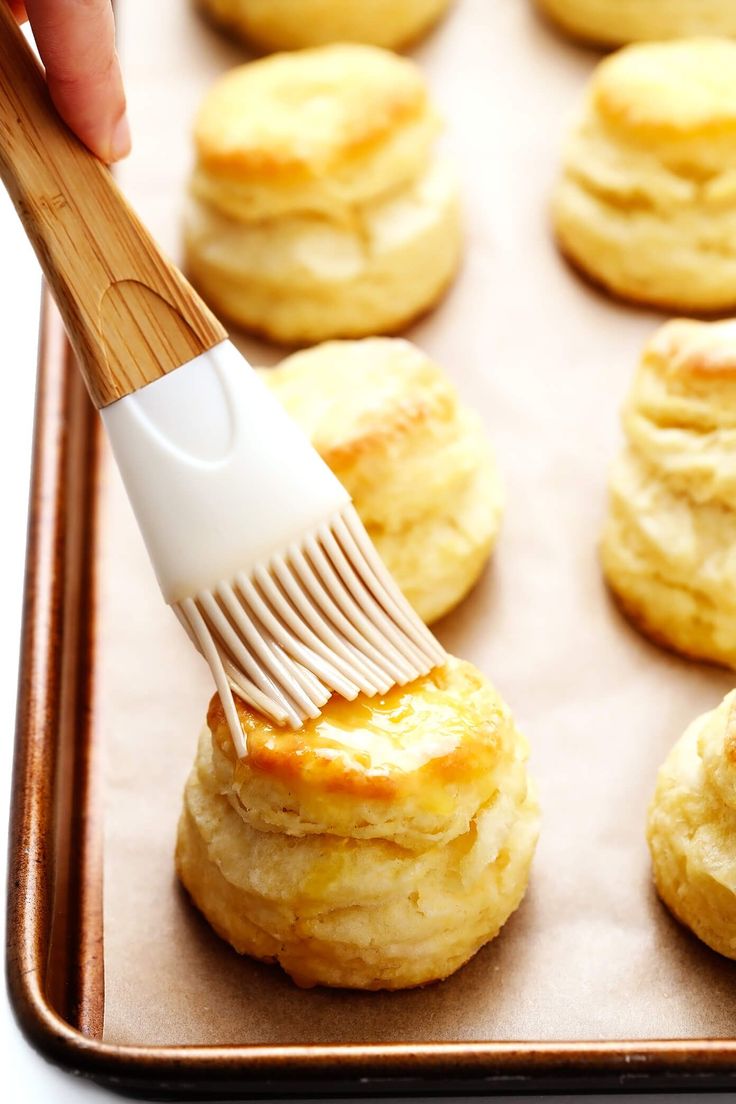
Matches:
[[174, 503, 446, 754]]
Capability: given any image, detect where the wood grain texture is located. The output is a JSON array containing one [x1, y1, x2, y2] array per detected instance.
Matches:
[[0, 3, 226, 407]]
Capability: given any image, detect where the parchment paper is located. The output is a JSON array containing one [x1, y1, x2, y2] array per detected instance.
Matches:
[[100, 0, 736, 1045]]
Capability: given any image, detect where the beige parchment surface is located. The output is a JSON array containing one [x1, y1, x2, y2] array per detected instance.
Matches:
[[100, 0, 736, 1045]]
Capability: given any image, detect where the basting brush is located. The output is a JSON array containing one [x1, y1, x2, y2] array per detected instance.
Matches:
[[0, 6, 445, 754]]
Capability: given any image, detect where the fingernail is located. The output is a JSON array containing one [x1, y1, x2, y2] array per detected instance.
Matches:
[[110, 113, 132, 162]]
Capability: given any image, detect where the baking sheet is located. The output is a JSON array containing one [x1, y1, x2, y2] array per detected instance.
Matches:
[[101, 0, 736, 1046]]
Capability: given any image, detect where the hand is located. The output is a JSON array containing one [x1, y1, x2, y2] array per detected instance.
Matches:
[[6, 0, 130, 162]]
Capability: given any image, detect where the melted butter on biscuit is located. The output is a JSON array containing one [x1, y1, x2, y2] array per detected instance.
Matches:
[[209, 660, 503, 805], [287, 685, 467, 775]]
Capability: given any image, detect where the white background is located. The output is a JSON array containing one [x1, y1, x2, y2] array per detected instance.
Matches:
[[0, 173, 730, 1104]]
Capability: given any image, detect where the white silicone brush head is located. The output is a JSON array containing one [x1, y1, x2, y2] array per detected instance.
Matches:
[[102, 341, 444, 754]]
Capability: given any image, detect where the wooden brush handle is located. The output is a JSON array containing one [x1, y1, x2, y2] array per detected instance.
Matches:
[[0, 5, 226, 408]]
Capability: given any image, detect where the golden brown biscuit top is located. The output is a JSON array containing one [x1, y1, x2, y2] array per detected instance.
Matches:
[[208, 658, 507, 802], [259, 339, 456, 470], [593, 39, 736, 139], [194, 44, 430, 180], [645, 319, 736, 381]]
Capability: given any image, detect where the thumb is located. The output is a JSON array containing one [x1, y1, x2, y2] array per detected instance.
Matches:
[[24, 0, 130, 163]]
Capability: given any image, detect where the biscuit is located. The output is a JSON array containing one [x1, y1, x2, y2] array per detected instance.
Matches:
[[184, 45, 461, 344], [198, 0, 453, 52], [601, 319, 736, 668], [261, 338, 503, 624], [537, 0, 736, 46], [647, 690, 736, 959], [176, 656, 539, 990], [552, 39, 736, 313]]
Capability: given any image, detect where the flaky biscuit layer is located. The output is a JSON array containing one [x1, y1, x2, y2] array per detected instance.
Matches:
[[186, 45, 460, 343], [177, 658, 539, 989], [185, 160, 461, 344], [648, 692, 736, 959], [207, 658, 521, 847], [553, 40, 736, 312], [601, 320, 736, 668]]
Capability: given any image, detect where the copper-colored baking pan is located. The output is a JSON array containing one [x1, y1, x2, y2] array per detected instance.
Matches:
[[5, 296, 736, 1099]]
